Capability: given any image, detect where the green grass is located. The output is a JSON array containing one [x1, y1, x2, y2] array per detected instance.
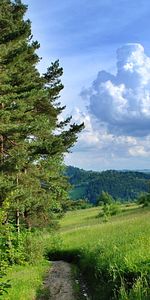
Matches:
[[52, 205, 150, 299], [1, 260, 50, 300], [60, 203, 140, 230], [2, 205, 150, 300], [60, 206, 101, 230]]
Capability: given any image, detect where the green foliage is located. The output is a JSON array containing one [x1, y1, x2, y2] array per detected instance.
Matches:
[[119, 277, 150, 300], [62, 199, 92, 212], [96, 192, 121, 221], [0, 0, 83, 231], [0, 260, 11, 296], [66, 166, 150, 203], [45, 233, 63, 255], [0, 0, 83, 296], [138, 192, 150, 207], [21, 232, 45, 264], [99, 202, 121, 222], [97, 191, 113, 205], [0, 223, 45, 267], [109, 202, 121, 215]]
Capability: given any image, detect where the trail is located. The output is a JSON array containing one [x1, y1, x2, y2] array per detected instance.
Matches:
[[39, 260, 89, 300]]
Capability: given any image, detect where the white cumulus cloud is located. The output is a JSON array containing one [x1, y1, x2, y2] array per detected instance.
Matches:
[[65, 44, 150, 170], [82, 43, 150, 137]]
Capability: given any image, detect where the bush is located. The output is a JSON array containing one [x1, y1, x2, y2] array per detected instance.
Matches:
[[0, 260, 11, 296], [110, 202, 121, 215], [62, 199, 92, 211], [138, 193, 150, 207], [96, 191, 114, 206], [99, 202, 121, 221], [22, 232, 45, 264]]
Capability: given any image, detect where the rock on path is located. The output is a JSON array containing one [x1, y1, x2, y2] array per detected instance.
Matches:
[[42, 261, 77, 300]]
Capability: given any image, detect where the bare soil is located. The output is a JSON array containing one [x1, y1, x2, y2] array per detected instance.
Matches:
[[40, 261, 77, 300]]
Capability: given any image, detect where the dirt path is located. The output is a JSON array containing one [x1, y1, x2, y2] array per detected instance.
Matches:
[[40, 261, 78, 300]]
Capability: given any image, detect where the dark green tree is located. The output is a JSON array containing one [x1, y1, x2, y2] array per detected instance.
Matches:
[[96, 191, 113, 206], [138, 192, 150, 207], [0, 0, 84, 231]]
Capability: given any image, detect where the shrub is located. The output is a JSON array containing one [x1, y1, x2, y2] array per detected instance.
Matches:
[[99, 202, 121, 221], [22, 232, 45, 264], [110, 202, 121, 215], [138, 193, 150, 207], [96, 191, 114, 206], [0, 260, 11, 296]]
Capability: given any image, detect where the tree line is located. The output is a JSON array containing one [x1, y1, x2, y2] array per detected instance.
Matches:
[[66, 166, 150, 203]]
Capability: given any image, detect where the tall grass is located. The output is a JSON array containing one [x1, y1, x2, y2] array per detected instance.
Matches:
[[48, 206, 150, 299], [2, 206, 150, 299]]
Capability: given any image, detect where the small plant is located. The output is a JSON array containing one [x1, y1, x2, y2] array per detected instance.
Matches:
[[110, 202, 121, 215], [99, 202, 121, 221], [23, 231, 45, 264], [0, 261, 11, 296]]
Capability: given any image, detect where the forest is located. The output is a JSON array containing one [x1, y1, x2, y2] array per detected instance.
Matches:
[[66, 166, 150, 202]]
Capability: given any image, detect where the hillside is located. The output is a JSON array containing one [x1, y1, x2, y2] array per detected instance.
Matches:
[[66, 166, 150, 203], [58, 205, 150, 299]]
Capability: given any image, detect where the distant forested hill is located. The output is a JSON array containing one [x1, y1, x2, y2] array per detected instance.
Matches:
[[66, 166, 150, 203]]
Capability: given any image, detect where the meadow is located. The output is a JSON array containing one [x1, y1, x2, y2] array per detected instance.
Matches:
[[1, 204, 150, 300], [55, 205, 150, 299]]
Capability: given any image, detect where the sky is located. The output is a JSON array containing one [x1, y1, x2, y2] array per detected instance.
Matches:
[[24, 0, 150, 171]]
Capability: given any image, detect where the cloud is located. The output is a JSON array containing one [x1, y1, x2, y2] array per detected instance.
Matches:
[[71, 108, 136, 156], [64, 104, 150, 170], [82, 43, 150, 137], [128, 135, 150, 157], [67, 107, 150, 164], [65, 44, 150, 170]]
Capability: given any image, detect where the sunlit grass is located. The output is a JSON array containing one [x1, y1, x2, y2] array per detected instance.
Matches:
[[59, 203, 141, 231], [2, 205, 150, 299], [2, 260, 50, 300], [60, 207, 150, 258], [60, 206, 101, 230], [57, 205, 150, 299]]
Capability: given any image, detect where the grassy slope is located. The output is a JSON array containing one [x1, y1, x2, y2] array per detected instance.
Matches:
[[2, 205, 150, 300], [58, 205, 150, 299], [1, 261, 50, 300], [60, 204, 139, 230]]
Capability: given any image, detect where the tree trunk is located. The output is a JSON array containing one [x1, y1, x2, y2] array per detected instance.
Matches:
[[16, 208, 20, 234], [0, 103, 4, 162], [16, 174, 20, 234], [0, 134, 4, 163], [23, 210, 31, 230]]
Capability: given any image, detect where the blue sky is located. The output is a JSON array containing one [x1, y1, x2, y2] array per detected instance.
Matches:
[[25, 0, 150, 171]]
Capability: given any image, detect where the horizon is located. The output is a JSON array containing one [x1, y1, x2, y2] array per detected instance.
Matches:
[[67, 165, 150, 173], [25, 0, 150, 171]]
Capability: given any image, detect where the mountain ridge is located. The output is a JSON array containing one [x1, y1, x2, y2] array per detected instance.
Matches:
[[66, 166, 150, 203]]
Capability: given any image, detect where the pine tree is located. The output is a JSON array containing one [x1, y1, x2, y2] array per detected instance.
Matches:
[[0, 0, 84, 231]]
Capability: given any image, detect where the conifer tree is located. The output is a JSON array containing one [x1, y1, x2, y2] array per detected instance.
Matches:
[[0, 0, 84, 230]]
